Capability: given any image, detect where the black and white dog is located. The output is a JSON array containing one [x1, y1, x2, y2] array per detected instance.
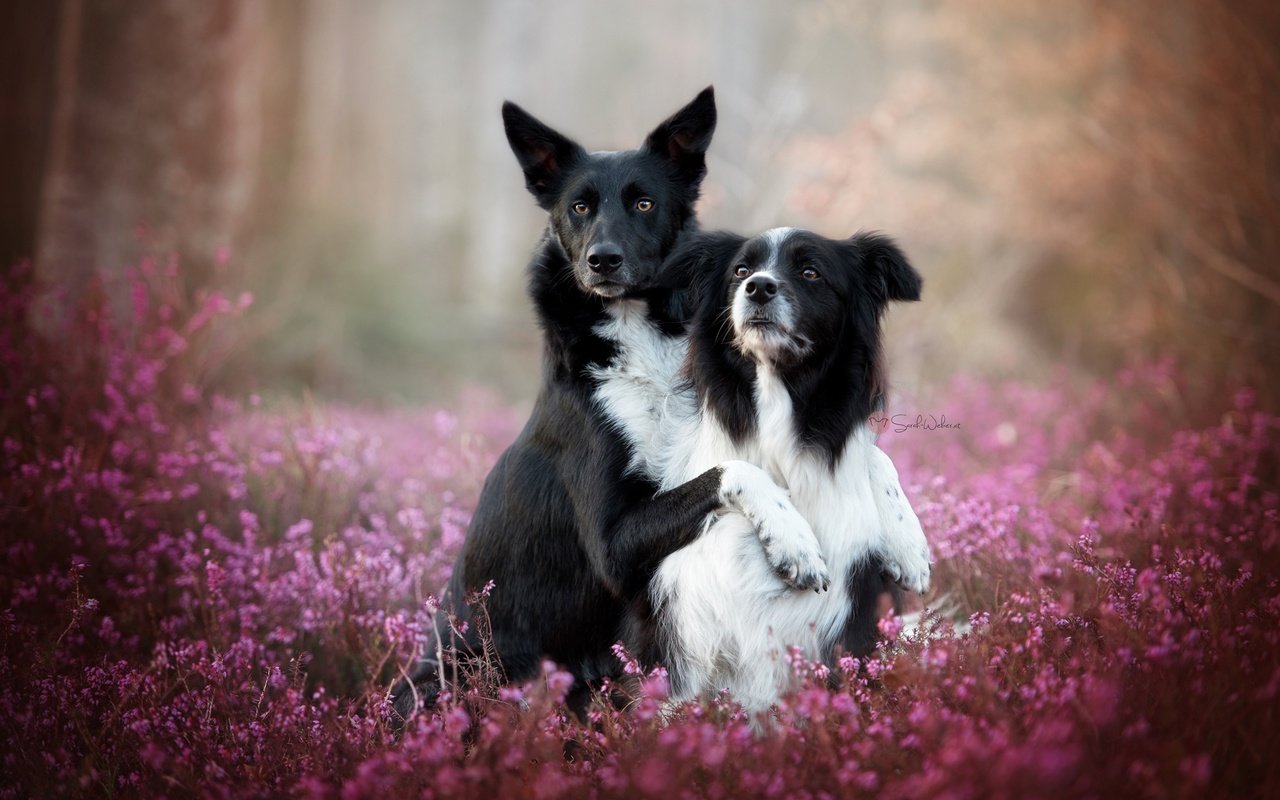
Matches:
[[393, 91, 827, 720], [609, 227, 932, 714]]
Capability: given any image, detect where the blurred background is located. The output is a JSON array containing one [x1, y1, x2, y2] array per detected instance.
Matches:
[[3, 0, 1278, 410]]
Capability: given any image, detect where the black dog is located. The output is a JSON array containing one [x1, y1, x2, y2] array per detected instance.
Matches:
[[392, 90, 826, 720]]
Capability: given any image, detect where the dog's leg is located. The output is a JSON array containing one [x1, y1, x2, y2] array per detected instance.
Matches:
[[576, 465, 733, 599], [717, 460, 830, 593], [868, 445, 932, 594], [573, 461, 825, 599]]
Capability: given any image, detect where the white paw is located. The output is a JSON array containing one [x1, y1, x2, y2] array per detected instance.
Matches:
[[759, 505, 831, 593], [719, 461, 830, 593], [883, 538, 932, 595], [867, 445, 933, 595]]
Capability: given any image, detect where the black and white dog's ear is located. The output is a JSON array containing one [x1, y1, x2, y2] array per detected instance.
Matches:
[[502, 101, 588, 210], [643, 86, 717, 190], [848, 232, 922, 303]]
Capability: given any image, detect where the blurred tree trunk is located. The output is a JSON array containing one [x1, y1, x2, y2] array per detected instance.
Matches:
[[32, 0, 265, 318], [0, 1, 63, 272], [464, 0, 537, 318]]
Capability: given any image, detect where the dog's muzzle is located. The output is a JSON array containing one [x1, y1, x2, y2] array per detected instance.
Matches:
[[732, 277, 810, 361]]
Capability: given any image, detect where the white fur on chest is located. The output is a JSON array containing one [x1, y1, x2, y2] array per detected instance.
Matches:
[[654, 368, 887, 712], [588, 300, 691, 478]]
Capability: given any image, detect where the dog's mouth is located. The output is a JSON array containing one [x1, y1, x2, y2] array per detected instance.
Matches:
[[736, 326, 813, 363], [733, 309, 812, 363], [580, 260, 655, 299], [585, 278, 632, 299], [739, 301, 788, 330]]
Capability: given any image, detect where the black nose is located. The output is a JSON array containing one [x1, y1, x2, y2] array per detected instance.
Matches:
[[586, 243, 624, 274], [744, 275, 778, 304]]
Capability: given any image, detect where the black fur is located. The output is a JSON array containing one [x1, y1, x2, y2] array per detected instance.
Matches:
[[392, 88, 724, 722]]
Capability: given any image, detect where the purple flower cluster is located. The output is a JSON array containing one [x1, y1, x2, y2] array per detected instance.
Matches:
[[1, 264, 1277, 797]]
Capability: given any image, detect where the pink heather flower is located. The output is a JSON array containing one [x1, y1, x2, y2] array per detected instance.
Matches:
[[641, 668, 669, 700], [878, 612, 904, 643], [2, 263, 1275, 799], [543, 663, 575, 704], [498, 685, 525, 703], [284, 518, 313, 541], [635, 757, 670, 794], [442, 706, 470, 739], [204, 562, 225, 595]]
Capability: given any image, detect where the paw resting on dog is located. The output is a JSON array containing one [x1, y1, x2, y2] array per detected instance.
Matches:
[[717, 460, 831, 593]]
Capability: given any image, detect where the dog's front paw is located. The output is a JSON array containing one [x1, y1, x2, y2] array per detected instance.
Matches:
[[867, 446, 932, 595], [718, 460, 829, 593], [758, 504, 831, 593], [883, 540, 932, 595]]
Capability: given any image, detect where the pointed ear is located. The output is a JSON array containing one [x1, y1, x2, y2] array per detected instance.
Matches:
[[849, 233, 922, 302], [643, 86, 717, 190], [502, 101, 587, 209]]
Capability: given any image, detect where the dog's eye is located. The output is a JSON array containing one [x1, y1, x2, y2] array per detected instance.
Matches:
[[733, 264, 750, 278], [635, 197, 655, 213], [571, 201, 590, 216], [801, 266, 820, 281]]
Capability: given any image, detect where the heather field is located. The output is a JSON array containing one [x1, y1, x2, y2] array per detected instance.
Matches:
[[2, 268, 1278, 799]]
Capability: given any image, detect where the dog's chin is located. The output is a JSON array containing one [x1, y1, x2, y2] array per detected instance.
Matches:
[[577, 267, 638, 299], [734, 320, 810, 364], [579, 263, 661, 300], [584, 280, 631, 299]]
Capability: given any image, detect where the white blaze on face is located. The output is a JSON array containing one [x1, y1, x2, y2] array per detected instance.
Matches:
[[731, 227, 809, 362], [762, 226, 798, 257]]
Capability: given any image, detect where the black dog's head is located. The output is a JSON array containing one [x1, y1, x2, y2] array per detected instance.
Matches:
[[502, 88, 716, 299]]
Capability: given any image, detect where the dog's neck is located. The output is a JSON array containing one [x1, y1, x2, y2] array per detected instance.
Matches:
[[687, 314, 884, 470], [528, 229, 693, 383]]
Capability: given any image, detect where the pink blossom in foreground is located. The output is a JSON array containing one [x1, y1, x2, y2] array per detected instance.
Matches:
[[0, 263, 1277, 797]]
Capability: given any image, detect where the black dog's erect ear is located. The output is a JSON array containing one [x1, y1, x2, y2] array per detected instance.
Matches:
[[849, 233, 922, 303], [502, 101, 588, 209], [643, 86, 717, 189]]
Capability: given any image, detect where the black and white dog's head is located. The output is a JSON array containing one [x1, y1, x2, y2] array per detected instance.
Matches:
[[723, 227, 921, 367], [667, 227, 922, 465], [502, 88, 716, 299]]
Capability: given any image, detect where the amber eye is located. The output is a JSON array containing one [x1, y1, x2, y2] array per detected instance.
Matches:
[[801, 266, 820, 280], [733, 264, 750, 278], [571, 201, 590, 215], [635, 197, 655, 212]]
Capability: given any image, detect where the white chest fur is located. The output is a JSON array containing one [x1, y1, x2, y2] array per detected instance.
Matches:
[[589, 301, 691, 479], [651, 368, 888, 712]]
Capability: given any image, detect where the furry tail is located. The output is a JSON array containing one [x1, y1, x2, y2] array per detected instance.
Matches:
[[835, 557, 903, 658]]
